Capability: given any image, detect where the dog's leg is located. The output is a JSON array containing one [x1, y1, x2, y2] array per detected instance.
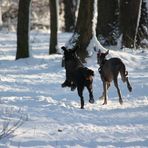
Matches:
[[77, 86, 84, 109]]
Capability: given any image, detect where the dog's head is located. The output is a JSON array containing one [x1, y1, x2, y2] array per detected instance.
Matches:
[[97, 49, 109, 65], [61, 46, 78, 61]]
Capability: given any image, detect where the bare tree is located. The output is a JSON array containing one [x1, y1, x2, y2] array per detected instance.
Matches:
[[63, 0, 78, 32], [16, 0, 32, 60], [49, 0, 58, 54], [96, 0, 119, 46], [119, 0, 142, 48], [137, 0, 148, 48], [66, 0, 94, 62], [0, 1, 2, 29]]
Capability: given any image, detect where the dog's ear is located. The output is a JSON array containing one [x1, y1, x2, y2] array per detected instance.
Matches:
[[105, 50, 109, 56], [61, 46, 67, 52], [97, 49, 101, 56]]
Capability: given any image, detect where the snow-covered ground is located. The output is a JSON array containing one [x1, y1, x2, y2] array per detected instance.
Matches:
[[0, 31, 148, 148]]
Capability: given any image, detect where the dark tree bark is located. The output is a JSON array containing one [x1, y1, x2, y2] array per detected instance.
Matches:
[[63, 0, 77, 32], [0, 2, 2, 28], [96, 0, 119, 46], [49, 0, 58, 54], [120, 0, 142, 48], [16, 0, 32, 60], [137, 0, 148, 48], [67, 0, 94, 62]]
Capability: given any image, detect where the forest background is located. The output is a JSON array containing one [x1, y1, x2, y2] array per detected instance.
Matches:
[[0, 0, 148, 61]]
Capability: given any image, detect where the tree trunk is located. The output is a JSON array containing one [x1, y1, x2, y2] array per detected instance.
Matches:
[[120, 0, 142, 48], [49, 0, 58, 54], [0, 2, 2, 28], [136, 0, 148, 48], [16, 0, 32, 60], [67, 0, 94, 62], [63, 0, 77, 32], [96, 0, 119, 46]]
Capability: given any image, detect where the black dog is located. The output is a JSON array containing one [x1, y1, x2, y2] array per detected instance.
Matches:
[[61, 46, 94, 109]]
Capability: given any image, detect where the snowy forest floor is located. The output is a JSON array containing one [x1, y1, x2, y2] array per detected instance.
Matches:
[[0, 31, 148, 148]]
